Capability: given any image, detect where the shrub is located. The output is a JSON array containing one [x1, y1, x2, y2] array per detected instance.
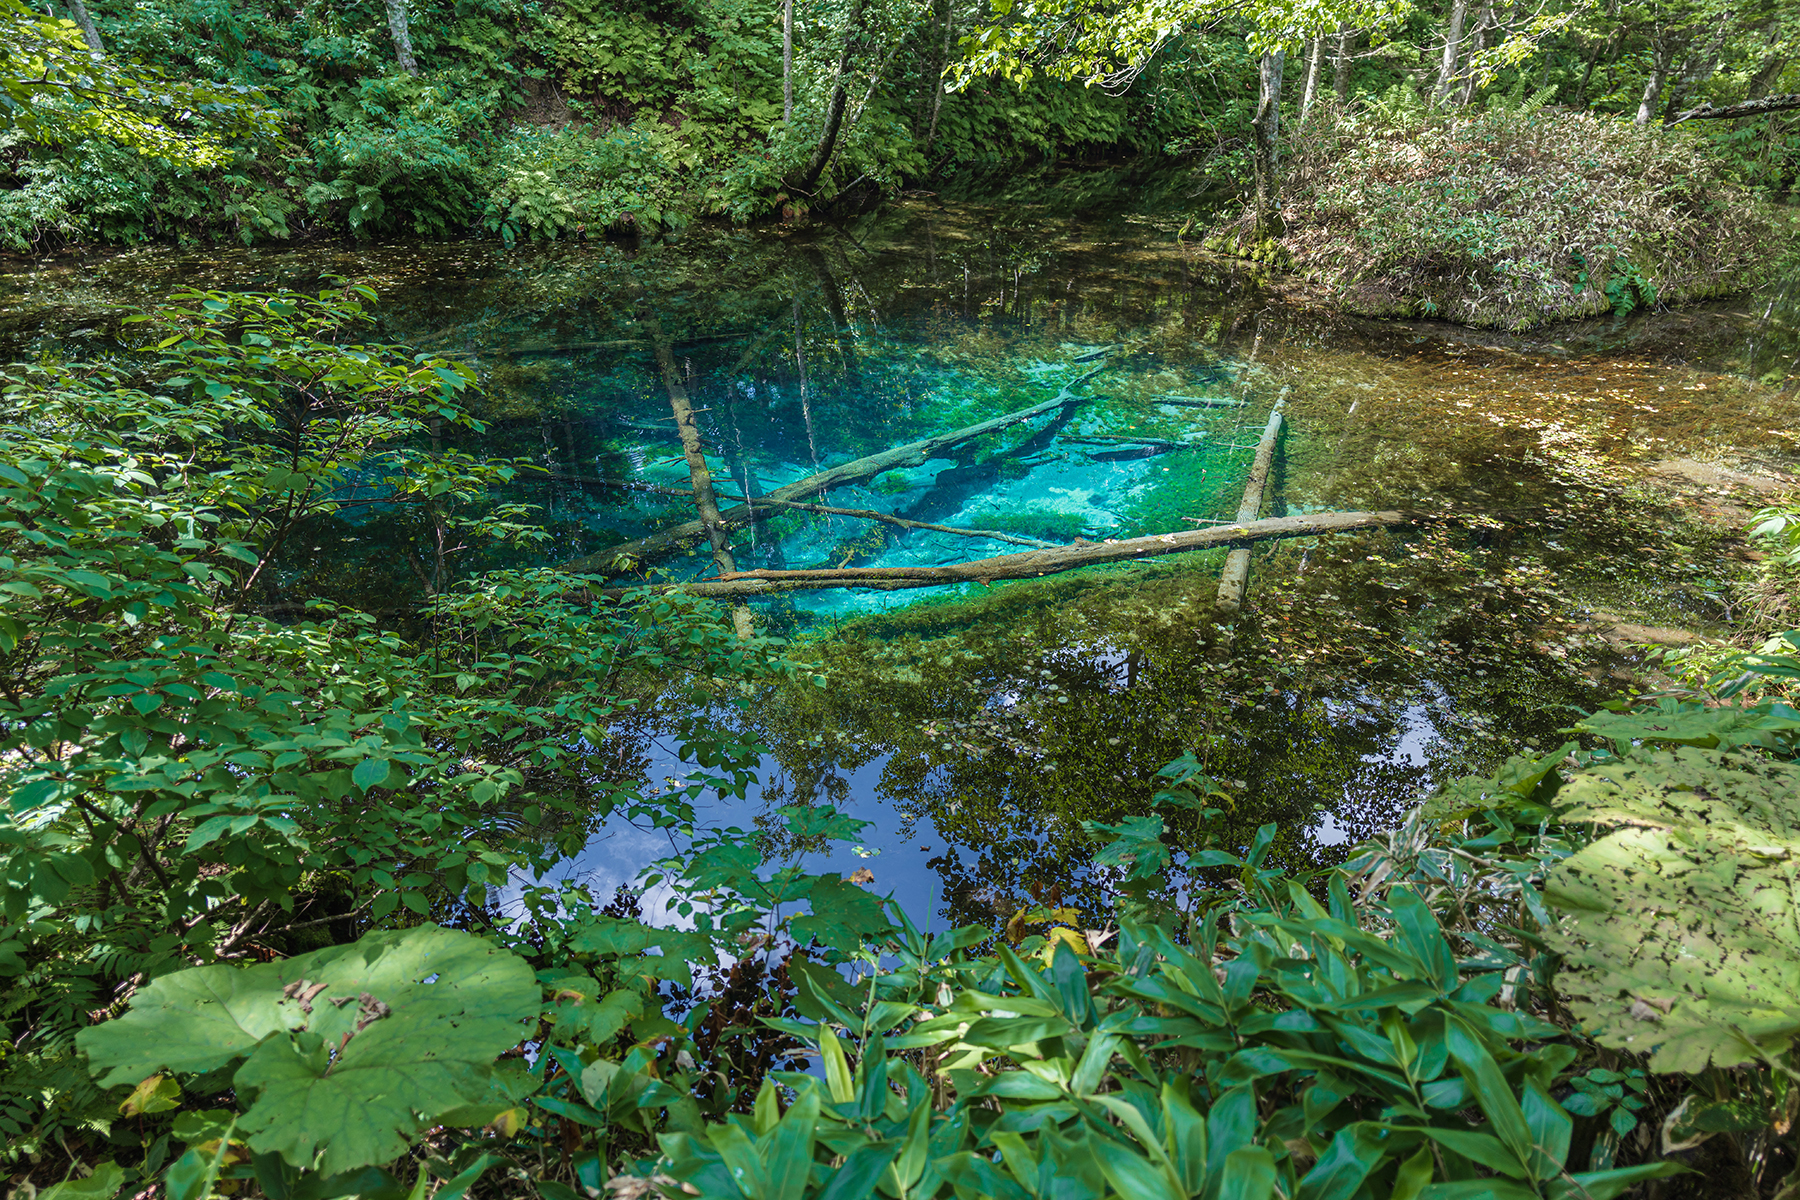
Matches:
[[1259, 87, 1787, 330]]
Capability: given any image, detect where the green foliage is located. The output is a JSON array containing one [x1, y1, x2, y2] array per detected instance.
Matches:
[[79, 925, 537, 1173], [1275, 101, 1783, 329], [1544, 739, 1800, 1073], [0, 0, 274, 164], [479, 123, 691, 242], [0, 285, 784, 1157]]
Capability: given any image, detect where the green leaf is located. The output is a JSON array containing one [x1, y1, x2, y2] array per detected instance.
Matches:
[[1220, 1147, 1277, 1200], [819, 1023, 855, 1105], [1444, 1017, 1533, 1175], [1521, 1082, 1572, 1181], [1390, 1147, 1435, 1200], [1547, 1161, 1688, 1200], [351, 757, 389, 792], [816, 1141, 903, 1200], [81, 926, 536, 1175], [1297, 1123, 1391, 1200], [1542, 744, 1800, 1072], [790, 875, 895, 952], [586, 988, 644, 1043], [40, 1163, 127, 1200]]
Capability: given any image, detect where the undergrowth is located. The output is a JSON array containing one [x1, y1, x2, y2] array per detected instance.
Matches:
[[1250, 87, 1788, 331]]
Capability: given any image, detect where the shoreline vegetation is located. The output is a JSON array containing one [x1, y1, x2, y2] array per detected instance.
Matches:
[[1209, 92, 1795, 330], [2, 0, 1798, 332]]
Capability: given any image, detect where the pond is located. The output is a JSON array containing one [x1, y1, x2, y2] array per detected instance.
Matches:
[[4, 171, 1797, 933]]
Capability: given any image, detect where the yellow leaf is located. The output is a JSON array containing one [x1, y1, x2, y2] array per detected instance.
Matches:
[[488, 1107, 527, 1138], [1042, 927, 1089, 964], [120, 1073, 182, 1117]]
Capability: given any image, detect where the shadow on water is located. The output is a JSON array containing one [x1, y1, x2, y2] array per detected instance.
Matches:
[[4, 177, 1799, 930]]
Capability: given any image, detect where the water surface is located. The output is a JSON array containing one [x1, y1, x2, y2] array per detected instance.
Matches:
[[5, 180, 1796, 928]]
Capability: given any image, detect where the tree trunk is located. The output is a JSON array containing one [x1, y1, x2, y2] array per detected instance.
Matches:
[[1457, 0, 1493, 104], [1746, 54, 1788, 101], [1334, 26, 1355, 102], [1299, 36, 1325, 126], [918, 0, 949, 143], [1215, 398, 1284, 616], [644, 312, 753, 638], [384, 0, 418, 74], [1432, 0, 1470, 104], [1661, 17, 1727, 125], [782, 0, 794, 123], [611, 510, 1422, 598], [1250, 50, 1286, 241], [1671, 92, 1800, 123], [788, 0, 867, 194], [1635, 36, 1675, 127], [62, 0, 105, 55]]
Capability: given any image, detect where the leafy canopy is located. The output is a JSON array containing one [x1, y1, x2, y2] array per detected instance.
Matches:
[[0, 0, 274, 165]]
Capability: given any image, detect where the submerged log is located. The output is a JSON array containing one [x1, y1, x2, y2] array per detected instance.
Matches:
[[566, 362, 1107, 575], [719, 495, 1057, 547], [592, 510, 1417, 597], [1216, 397, 1285, 617], [644, 310, 754, 639]]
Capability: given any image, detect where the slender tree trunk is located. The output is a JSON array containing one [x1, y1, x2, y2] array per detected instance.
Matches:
[[63, 0, 104, 55], [384, 0, 418, 74], [789, 0, 867, 194], [1299, 36, 1325, 126], [1747, 54, 1788, 101], [1251, 50, 1286, 242], [1334, 26, 1355, 102], [1661, 18, 1727, 124], [925, 3, 954, 156], [782, 0, 794, 123], [1432, 0, 1470, 104], [1458, 0, 1493, 103], [1635, 36, 1675, 127]]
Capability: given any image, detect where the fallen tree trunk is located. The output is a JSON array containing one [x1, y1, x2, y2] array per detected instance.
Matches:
[[644, 310, 754, 638], [1672, 93, 1800, 123], [1216, 397, 1285, 616], [566, 362, 1106, 575], [587, 509, 1418, 597]]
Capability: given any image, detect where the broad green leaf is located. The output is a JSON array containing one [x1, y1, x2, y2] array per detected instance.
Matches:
[[1444, 1017, 1533, 1174], [1390, 1147, 1435, 1200], [1220, 1147, 1277, 1200], [790, 875, 896, 952], [40, 1163, 127, 1200], [1297, 1123, 1390, 1200], [1542, 745, 1800, 1072], [82, 926, 536, 1175], [815, 1140, 904, 1200], [819, 1023, 855, 1105]]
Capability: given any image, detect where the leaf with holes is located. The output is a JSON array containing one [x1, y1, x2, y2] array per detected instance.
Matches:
[[80, 925, 536, 1173]]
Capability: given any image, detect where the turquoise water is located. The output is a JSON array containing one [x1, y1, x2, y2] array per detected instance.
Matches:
[[5, 184, 1797, 929]]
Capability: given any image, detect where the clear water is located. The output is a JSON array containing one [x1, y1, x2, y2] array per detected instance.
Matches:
[[5, 178, 1797, 930]]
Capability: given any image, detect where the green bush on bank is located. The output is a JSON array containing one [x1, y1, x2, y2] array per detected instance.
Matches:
[[1255, 88, 1788, 330]]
